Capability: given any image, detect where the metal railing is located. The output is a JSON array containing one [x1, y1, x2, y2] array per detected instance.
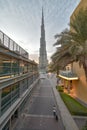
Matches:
[[0, 30, 29, 59]]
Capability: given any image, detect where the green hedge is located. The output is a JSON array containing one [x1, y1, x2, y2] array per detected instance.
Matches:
[[60, 93, 87, 116], [82, 126, 87, 130], [56, 86, 63, 92]]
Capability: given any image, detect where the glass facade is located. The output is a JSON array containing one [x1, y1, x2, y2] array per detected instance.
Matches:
[[0, 54, 38, 79], [11, 59, 19, 75], [1, 83, 19, 115], [28, 76, 33, 86], [0, 55, 20, 77], [28, 63, 33, 73], [2, 121, 10, 130], [0, 73, 39, 117], [0, 29, 39, 130], [0, 55, 11, 76], [20, 61, 28, 74], [22, 79, 28, 92]]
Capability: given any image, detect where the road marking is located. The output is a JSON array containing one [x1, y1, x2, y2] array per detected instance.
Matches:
[[22, 113, 54, 118], [33, 95, 53, 98]]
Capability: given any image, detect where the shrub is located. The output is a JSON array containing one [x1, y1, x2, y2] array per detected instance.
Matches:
[[56, 86, 63, 92], [60, 93, 87, 116]]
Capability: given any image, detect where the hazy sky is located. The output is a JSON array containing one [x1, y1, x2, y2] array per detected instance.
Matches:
[[0, 0, 80, 62]]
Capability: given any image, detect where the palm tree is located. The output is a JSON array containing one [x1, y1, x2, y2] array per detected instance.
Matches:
[[69, 8, 87, 80], [51, 29, 74, 74], [51, 8, 87, 80]]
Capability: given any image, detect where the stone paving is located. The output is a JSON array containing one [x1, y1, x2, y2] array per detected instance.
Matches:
[[13, 76, 65, 130]]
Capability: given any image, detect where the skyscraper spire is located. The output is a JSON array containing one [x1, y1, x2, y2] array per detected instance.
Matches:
[[42, 7, 44, 25], [39, 8, 48, 73]]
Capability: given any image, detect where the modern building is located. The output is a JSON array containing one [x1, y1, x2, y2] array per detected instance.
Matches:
[[39, 9, 48, 73], [58, 0, 87, 103], [0, 30, 39, 130]]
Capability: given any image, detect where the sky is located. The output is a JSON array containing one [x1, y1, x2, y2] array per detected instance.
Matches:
[[0, 0, 80, 63]]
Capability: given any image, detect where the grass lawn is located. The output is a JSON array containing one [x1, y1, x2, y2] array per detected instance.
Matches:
[[60, 92, 87, 116]]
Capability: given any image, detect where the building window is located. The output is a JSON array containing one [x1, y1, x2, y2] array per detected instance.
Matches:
[[0, 55, 11, 77], [1, 83, 19, 116], [0, 55, 20, 78], [11, 59, 19, 75], [28, 63, 33, 73], [2, 120, 10, 130]]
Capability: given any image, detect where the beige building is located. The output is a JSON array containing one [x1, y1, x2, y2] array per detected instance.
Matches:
[[71, 0, 87, 16], [59, 0, 87, 103]]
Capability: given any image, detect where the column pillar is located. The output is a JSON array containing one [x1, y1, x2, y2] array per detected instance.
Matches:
[[67, 81, 70, 94]]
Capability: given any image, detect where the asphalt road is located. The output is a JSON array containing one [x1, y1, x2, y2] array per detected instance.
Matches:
[[13, 75, 64, 130]]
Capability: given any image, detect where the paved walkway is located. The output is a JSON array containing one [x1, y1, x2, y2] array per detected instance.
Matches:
[[13, 75, 65, 130], [12, 73, 87, 130]]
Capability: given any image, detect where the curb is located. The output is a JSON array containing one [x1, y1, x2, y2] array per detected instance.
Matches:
[[52, 87, 79, 130]]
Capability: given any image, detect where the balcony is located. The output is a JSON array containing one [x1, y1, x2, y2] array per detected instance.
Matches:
[[59, 70, 78, 80], [0, 30, 29, 59]]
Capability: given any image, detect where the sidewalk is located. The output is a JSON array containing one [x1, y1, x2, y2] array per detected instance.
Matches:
[[13, 74, 64, 130], [49, 74, 79, 130]]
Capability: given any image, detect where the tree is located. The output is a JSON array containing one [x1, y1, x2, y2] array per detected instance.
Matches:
[[51, 29, 74, 74], [69, 8, 87, 80], [51, 8, 87, 80]]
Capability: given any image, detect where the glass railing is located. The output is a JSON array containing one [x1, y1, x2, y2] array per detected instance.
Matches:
[[59, 70, 78, 78]]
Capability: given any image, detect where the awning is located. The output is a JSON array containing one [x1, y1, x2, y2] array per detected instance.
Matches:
[[58, 74, 78, 80]]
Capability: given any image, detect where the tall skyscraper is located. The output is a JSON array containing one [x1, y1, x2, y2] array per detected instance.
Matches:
[[39, 8, 48, 73]]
